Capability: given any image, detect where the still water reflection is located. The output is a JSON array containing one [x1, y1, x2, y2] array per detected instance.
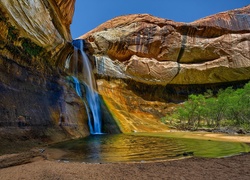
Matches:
[[51, 133, 249, 163]]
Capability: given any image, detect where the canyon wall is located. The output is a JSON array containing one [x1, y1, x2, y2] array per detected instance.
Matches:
[[0, 0, 89, 146], [80, 5, 250, 132], [82, 5, 250, 85]]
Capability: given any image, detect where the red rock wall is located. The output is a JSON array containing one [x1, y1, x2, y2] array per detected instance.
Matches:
[[81, 5, 250, 85]]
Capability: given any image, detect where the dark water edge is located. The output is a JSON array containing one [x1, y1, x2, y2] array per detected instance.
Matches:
[[50, 133, 250, 163]]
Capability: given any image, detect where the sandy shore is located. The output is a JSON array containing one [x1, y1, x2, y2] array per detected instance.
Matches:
[[0, 152, 250, 180]]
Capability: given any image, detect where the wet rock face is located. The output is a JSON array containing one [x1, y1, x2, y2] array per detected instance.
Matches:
[[0, 0, 90, 139], [82, 5, 250, 85], [97, 79, 174, 132]]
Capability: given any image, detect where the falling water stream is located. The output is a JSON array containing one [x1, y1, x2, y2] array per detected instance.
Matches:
[[71, 40, 102, 134], [71, 76, 94, 134]]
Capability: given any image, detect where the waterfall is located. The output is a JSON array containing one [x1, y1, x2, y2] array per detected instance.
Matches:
[[71, 76, 94, 134], [71, 39, 102, 134], [72, 76, 82, 97]]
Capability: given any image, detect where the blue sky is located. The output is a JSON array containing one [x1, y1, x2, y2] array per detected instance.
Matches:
[[71, 0, 249, 38]]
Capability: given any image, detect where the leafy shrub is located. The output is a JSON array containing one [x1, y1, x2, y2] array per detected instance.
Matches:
[[164, 82, 250, 131]]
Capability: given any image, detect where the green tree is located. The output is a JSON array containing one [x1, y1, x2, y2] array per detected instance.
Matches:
[[175, 94, 206, 129], [225, 83, 250, 128], [166, 82, 250, 131], [213, 88, 234, 126]]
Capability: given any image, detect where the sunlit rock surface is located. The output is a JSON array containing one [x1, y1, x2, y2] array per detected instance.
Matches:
[[81, 5, 250, 85], [0, 0, 90, 143], [80, 5, 250, 132], [97, 79, 175, 132]]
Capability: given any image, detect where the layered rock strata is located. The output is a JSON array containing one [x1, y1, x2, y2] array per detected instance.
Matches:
[[80, 5, 250, 132], [82, 5, 250, 85]]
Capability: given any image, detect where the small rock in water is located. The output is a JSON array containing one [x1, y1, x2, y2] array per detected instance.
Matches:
[[176, 151, 194, 157], [183, 152, 194, 156]]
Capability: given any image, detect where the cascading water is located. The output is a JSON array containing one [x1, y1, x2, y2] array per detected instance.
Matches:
[[71, 39, 102, 134], [72, 76, 82, 97], [71, 76, 94, 134]]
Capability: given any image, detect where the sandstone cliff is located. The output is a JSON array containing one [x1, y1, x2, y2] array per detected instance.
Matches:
[[81, 5, 250, 85], [0, 0, 89, 150], [80, 5, 250, 132]]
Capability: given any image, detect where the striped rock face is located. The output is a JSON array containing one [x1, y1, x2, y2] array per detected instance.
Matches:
[[0, 0, 75, 59], [81, 5, 250, 85]]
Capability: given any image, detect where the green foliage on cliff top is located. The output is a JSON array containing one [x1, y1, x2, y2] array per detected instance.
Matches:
[[163, 82, 250, 132]]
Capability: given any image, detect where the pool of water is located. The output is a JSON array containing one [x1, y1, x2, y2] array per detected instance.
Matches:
[[51, 133, 250, 163]]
